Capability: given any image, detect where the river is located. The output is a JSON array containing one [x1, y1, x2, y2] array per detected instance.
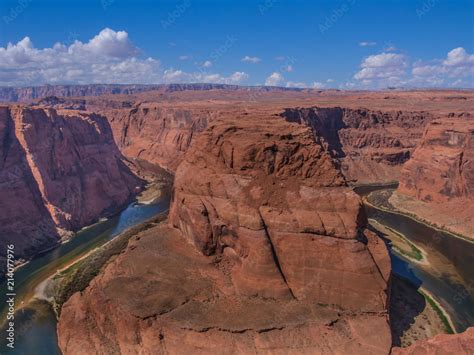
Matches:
[[355, 184, 474, 333], [0, 191, 170, 354]]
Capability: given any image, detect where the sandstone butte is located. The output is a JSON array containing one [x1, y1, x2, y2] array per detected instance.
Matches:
[[58, 110, 394, 354], [0, 105, 143, 272], [393, 115, 474, 239]]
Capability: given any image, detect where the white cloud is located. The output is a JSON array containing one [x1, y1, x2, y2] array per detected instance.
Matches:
[[354, 52, 408, 86], [202, 60, 213, 68], [359, 41, 377, 47], [384, 46, 397, 52], [312, 82, 325, 89], [0, 29, 250, 86], [227, 71, 249, 83], [163, 69, 248, 85], [0, 28, 160, 85], [412, 47, 474, 87], [241, 55, 261, 63], [352, 47, 474, 88], [275, 56, 285, 61], [283, 64, 294, 72], [179, 55, 190, 60], [75, 28, 138, 58], [265, 72, 284, 86], [286, 81, 307, 88], [326, 79, 334, 83], [443, 47, 474, 67]]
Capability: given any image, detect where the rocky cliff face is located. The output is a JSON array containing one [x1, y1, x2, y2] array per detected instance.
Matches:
[[282, 107, 435, 184], [102, 105, 434, 183], [392, 116, 474, 238], [392, 327, 474, 354], [106, 103, 209, 172], [398, 117, 473, 202], [0, 105, 143, 270], [58, 112, 392, 354]]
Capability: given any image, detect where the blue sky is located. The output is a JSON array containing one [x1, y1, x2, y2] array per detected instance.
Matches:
[[0, 0, 473, 88]]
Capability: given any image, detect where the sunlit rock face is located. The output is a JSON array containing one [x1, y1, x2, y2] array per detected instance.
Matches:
[[393, 116, 474, 239], [58, 111, 392, 354], [398, 117, 473, 202]]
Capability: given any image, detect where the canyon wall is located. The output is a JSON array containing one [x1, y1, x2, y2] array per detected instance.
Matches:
[[392, 116, 474, 238], [58, 112, 392, 354], [101, 104, 434, 183], [106, 104, 209, 172], [0, 105, 143, 270], [282, 107, 434, 184]]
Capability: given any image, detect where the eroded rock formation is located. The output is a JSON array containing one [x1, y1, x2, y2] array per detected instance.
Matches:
[[106, 103, 209, 171], [282, 107, 434, 184], [392, 327, 474, 354], [392, 117, 474, 238], [0, 105, 143, 270], [58, 112, 392, 354]]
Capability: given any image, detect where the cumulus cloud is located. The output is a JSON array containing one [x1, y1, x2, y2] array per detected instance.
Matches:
[[0, 28, 160, 85], [359, 41, 376, 47], [265, 72, 285, 86], [443, 47, 474, 67], [353, 52, 408, 87], [353, 47, 474, 88], [77, 28, 138, 58], [312, 82, 325, 89], [411, 47, 474, 87], [0, 28, 251, 86], [286, 81, 307, 88], [241, 55, 261, 63], [163, 69, 248, 84]]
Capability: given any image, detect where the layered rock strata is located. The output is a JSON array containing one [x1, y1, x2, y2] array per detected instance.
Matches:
[[282, 107, 434, 184], [392, 117, 474, 238], [106, 104, 209, 171], [0, 105, 143, 271]]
